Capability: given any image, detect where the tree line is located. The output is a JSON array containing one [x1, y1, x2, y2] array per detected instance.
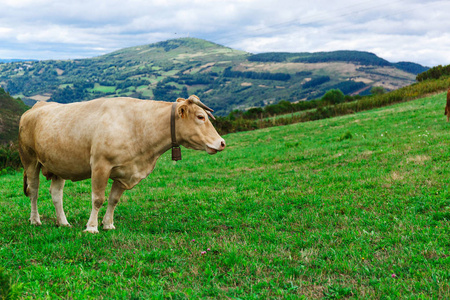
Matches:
[[248, 51, 392, 66], [416, 64, 450, 82], [302, 76, 330, 89]]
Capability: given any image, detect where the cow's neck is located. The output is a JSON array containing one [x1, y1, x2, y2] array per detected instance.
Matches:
[[139, 101, 174, 162]]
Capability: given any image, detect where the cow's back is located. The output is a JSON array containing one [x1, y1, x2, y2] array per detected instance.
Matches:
[[19, 98, 130, 181], [20, 99, 106, 147]]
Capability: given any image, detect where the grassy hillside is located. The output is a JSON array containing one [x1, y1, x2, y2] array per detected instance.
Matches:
[[213, 75, 450, 134], [0, 38, 425, 115], [0, 88, 28, 143], [1, 92, 449, 298]]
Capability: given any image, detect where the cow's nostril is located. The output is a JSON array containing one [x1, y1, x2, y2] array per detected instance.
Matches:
[[221, 141, 226, 148]]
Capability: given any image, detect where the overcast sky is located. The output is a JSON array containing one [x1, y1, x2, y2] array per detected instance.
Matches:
[[0, 0, 448, 67]]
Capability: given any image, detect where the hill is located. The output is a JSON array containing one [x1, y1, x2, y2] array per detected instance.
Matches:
[[0, 88, 28, 143], [0, 37, 428, 115], [1, 92, 449, 298]]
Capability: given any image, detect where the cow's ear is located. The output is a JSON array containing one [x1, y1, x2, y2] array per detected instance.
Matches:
[[177, 103, 188, 119], [176, 98, 186, 103]]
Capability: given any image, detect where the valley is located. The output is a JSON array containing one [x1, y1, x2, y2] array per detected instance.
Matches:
[[0, 38, 426, 115]]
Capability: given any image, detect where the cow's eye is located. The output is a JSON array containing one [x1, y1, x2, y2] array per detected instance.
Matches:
[[197, 115, 205, 121]]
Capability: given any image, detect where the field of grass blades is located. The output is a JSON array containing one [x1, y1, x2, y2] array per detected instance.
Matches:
[[1, 92, 450, 299]]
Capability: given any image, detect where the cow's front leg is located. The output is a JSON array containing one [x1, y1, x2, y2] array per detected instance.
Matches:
[[50, 176, 70, 227], [85, 166, 110, 234], [102, 181, 125, 230]]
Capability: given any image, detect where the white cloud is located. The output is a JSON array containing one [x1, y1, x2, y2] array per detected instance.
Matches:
[[0, 0, 448, 66]]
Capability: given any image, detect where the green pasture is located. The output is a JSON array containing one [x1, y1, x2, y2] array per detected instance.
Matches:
[[263, 109, 316, 122], [89, 83, 116, 93], [162, 70, 179, 77], [58, 84, 73, 89], [139, 87, 154, 98], [188, 85, 209, 94], [1, 92, 450, 298]]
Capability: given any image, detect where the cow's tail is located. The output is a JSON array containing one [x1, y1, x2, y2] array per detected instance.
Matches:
[[23, 171, 29, 197]]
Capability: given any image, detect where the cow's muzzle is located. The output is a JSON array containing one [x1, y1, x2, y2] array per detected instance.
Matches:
[[206, 139, 226, 154]]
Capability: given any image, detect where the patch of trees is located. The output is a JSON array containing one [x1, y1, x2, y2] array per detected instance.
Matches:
[[115, 68, 153, 80], [154, 40, 182, 52], [370, 86, 386, 95], [116, 79, 150, 90], [302, 76, 330, 89], [0, 87, 27, 115], [5, 75, 56, 97], [0, 88, 29, 144], [416, 64, 450, 82], [328, 80, 366, 95], [77, 81, 95, 89], [98, 80, 116, 87], [295, 71, 313, 77], [223, 67, 291, 81], [293, 51, 391, 66], [249, 51, 391, 67], [33, 66, 58, 81], [5, 76, 30, 95], [321, 89, 345, 105], [50, 84, 87, 103], [153, 81, 180, 101], [248, 53, 298, 62], [0, 143, 21, 170], [174, 73, 215, 85], [393, 62, 429, 75]]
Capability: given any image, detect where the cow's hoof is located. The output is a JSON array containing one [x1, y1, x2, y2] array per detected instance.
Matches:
[[29, 218, 42, 226], [58, 223, 72, 228], [103, 224, 116, 230], [84, 227, 99, 234]]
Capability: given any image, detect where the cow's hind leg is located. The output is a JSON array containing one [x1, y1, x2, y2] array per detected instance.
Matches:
[[102, 181, 125, 230], [50, 176, 70, 227], [26, 164, 41, 225], [85, 165, 110, 233]]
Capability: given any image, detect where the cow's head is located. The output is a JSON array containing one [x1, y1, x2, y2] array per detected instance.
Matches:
[[175, 95, 226, 154]]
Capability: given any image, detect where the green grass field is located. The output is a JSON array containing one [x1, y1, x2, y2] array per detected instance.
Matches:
[[1, 92, 450, 299], [89, 84, 117, 94]]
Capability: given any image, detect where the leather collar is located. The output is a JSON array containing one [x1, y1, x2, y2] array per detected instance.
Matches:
[[171, 102, 182, 161]]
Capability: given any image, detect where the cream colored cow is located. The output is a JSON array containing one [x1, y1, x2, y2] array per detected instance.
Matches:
[[19, 95, 225, 233]]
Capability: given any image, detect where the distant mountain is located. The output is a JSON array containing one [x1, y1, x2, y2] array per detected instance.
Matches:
[[0, 88, 28, 143], [0, 38, 428, 115], [0, 59, 36, 63], [392, 62, 429, 75], [249, 51, 429, 74]]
